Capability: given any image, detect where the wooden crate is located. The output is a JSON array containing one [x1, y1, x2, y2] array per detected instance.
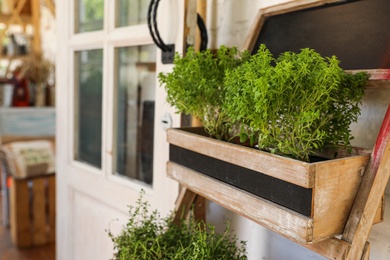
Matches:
[[9, 174, 55, 247], [167, 127, 383, 244]]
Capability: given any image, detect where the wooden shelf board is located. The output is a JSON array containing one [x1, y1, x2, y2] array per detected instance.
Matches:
[[167, 128, 314, 188], [167, 161, 314, 244]]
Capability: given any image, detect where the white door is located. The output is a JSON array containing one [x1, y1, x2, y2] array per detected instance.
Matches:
[[55, 0, 184, 259]]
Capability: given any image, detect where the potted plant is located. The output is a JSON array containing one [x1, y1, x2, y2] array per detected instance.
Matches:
[[159, 45, 382, 244], [108, 191, 247, 260], [158, 45, 250, 140], [223, 45, 368, 162]]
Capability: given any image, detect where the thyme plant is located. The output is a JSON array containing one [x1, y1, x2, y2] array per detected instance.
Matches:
[[224, 45, 368, 161], [158, 46, 250, 140], [108, 191, 247, 260]]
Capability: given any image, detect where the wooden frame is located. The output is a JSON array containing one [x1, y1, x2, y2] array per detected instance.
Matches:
[[169, 105, 390, 259], [241, 0, 390, 85], [167, 127, 384, 244], [167, 1, 390, 259]]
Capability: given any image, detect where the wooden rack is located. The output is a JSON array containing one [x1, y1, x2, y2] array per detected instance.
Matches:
[[172, 1, 390, 259], [171, 105, 390, 260]]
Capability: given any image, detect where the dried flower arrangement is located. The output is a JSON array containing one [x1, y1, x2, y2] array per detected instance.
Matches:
[[19, 52, 53, 84]]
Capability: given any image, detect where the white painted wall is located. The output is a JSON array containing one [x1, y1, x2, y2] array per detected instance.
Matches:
[[204, 1, 390, 259]]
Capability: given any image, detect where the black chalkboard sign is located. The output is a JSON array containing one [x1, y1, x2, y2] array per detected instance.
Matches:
[[253, 0, 390, 70]]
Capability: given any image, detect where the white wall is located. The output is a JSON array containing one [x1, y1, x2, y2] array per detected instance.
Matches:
[[204, 1, 390, 259]]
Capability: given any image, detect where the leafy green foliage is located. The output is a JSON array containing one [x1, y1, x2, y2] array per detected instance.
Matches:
[[108, 191, 247, 260], [224, 45, 369, 161], [158, 46, 250, 140]]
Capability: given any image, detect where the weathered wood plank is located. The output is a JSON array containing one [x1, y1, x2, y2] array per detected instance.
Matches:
[[32, 178, 47, 246], [260, 0, 340, 17], [312, 156, 369, 242], [48, 175, 56, 242], [10, 179, 32, 247], [167, 161, 313, 244], [167, 128, 314, 188], [241, 10, 266, 51], [304, 237, 351, 260], [361, 242, 371, 260], [173, 188, 197, 225], [343, 105, 390, 259]]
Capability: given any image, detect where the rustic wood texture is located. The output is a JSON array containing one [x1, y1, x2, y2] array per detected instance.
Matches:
[[167, 128, 315, 188], [241, 10, 265, 52], [10, 179, 32, 247], [361, 242, 371, 260], [173, 188, 197, 225], [0, 193, 55, 260], [167, 127, 382, 244], [31, 0, 41, 54], [48, 175, 56, 242], [183, 0, 197, 52], [342, 105, 390, 259], [32, 178, 47, 246], [167, 161, 314, 244], [8, 175, 56, 248], [193, 195, 206, 223], [304, 237, 351, 259], [312, 156, 369, 242], [170, 144, 313, 216], [0, 136, 55, 145]]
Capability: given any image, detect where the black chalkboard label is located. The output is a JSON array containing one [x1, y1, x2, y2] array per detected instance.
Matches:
[[253, 0, 390, 70]]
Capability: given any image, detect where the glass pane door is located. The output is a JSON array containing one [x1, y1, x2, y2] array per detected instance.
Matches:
[[116, 0, 150, 27], [114, 45, 156, 184], [76, 0, 104, 33], [74, 49, 103, 168]]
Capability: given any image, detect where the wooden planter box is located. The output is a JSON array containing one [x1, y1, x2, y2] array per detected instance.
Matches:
[[167, 127, 383, 244]]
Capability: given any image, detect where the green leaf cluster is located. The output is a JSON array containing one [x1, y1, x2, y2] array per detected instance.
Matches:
[[224, 45, 368, 161], [158, 46, 250, 140], [159, 44, 368, 162], [108, 191, 247, 260]]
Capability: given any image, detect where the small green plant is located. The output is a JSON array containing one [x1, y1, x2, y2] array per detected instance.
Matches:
[[224, 45, 369, 161], [158, 46, 250, 140], [108, 191, 247, 260]]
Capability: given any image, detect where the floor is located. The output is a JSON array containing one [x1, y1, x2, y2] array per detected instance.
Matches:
[[0, 193, 56, 260]]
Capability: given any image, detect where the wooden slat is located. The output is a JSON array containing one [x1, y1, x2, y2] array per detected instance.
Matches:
[[374, 195, 385, 223], [6, 0, 27, 26], [0, 14, 31, 24], [31, 0, 41, 54], [312, 156, 369, 242], [48, 175, 56, 242], [343, 105, 390, 259], [10, 179, 32, 247], [183, 0, 197, 52], [167, 128, 314, 188], [361, 242, 371, 260], [241, 10, 266, 51], [0, 135, 55, 145], [259, 0, 340, 17], [349, 69, 390, 82], [32, 178, 47, 246], [173, 188, 197, 225], [167, 161, 313, 244], [304, 237, 351, 259], [193, 195, 206, 223]]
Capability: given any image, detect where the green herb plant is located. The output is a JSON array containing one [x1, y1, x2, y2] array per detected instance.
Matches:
[[224, 44, 369, 161], [108, 191, 247, 260], [158, 46, 250, 140]]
